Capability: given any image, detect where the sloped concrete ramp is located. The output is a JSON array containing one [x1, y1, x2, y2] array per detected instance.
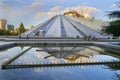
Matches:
[[21, 15, 107, 38]]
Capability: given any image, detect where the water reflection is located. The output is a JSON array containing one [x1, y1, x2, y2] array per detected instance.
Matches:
[[20, 46, 24, 50], [112, 73, 120, 80], [9, 46, 119, 65], [106, 64, 120, 80], [0, 46, 30, 65], [107, 65, 120, 71], [36, 46, 119, 62], [0, 46, 120, 80]]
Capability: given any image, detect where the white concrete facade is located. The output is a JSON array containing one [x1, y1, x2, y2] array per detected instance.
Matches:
[[21, 15, 107, 38]]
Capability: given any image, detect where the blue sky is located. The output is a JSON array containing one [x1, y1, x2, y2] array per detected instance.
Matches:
[[0, 0, 119, 28]]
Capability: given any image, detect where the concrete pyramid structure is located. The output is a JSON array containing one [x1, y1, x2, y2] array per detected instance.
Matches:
[[21, 15, 107, 38]]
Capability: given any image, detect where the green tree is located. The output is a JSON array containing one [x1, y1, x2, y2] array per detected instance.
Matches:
[[105, 20, 120, 36], [107, 1, 120, 19], [19, 22, 25, 34], [15, 28, 19, 34], [107, 11, 120, 19], [0, 29, 3, 35], [105, 1, 120, 37]]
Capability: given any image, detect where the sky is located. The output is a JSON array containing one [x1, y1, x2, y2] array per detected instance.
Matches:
[[0, 0, 119, 28]]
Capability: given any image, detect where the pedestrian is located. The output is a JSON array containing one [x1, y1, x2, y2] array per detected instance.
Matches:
[[27, 35, 29, 39], [19, 35, 21, 39]]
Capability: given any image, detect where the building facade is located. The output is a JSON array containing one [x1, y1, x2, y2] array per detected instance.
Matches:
[[6, 24, 14, 31], [64, 10, 84, 18], [0, 19, 7, 30], [21, 15, 107, 38], [64, 10, 109, 32]]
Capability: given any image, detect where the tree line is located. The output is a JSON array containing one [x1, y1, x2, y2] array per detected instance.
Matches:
[[105, 1, 120, 37], [0, 22, 26, 36]]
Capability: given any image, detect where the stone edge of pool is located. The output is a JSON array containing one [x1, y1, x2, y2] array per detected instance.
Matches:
[[0, 42, 16, 50]]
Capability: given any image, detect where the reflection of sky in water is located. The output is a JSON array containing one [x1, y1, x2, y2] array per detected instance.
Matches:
[[10, 46, 119, 65], [0, 46, 119, 80], [0, 66, 119, 80], [0, 46, 29, 65], [11, 48, 67, 64], [92, 55, 117, 61]]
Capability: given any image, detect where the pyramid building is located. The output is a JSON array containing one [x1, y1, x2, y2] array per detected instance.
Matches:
[[21, 15, 107, 38]]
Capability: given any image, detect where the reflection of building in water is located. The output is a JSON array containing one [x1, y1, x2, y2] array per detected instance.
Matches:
[[34, 51, 66, 63], [35, 46, 105, 62], [34, 51, 49, 59], [39, 47, 84, 58], [68, 47, 104, 62]]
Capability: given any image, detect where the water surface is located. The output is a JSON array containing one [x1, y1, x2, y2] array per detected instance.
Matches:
[[0, 45, 119, 80]]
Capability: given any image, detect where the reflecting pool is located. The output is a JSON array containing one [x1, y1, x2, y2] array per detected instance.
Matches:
[[0, 45, 120, 80]]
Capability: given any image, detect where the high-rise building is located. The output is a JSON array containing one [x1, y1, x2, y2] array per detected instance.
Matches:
[[0, 19, 7, 30], [6, 24, 14, 31]]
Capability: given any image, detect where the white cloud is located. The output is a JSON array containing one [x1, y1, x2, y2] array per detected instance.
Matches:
[[0, 2, 17, 14], [28, 1, 41, 8], [35, 6, 62, 18], [61, 7, 73, 13], [62, 6, 100, 18], [34, 5, 99, 19], [31, 1, 41, 7], [35, 12, 45, 18], [35, 11, 57, 18], [110, 3, 117, 8], [50, 6, 63, 11], [13, 1, 42, 16], [47, 11, 57, 17]]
